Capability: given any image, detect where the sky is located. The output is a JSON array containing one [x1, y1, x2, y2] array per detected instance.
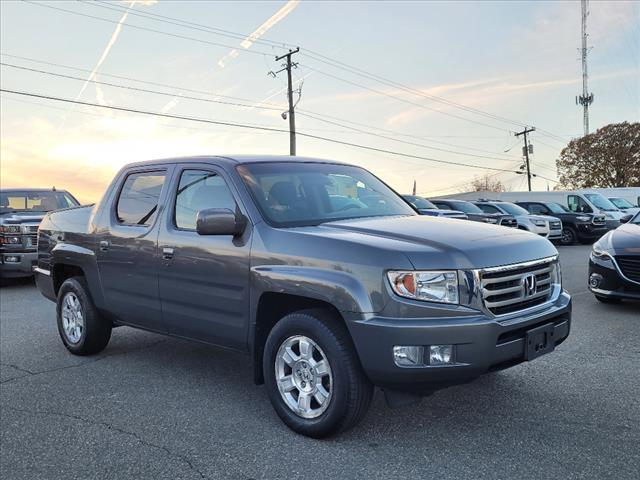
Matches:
[[1, 0, 638, 203]]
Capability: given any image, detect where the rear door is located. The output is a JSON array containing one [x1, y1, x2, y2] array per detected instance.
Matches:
[[96, 167, 171, 332], [157, 165, 252, 350]]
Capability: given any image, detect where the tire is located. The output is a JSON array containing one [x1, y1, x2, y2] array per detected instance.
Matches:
[[560, 226, 577, 246], [595, 295, 622, 304], [263, 309, 373, 438], [56, 276, 112, 355]]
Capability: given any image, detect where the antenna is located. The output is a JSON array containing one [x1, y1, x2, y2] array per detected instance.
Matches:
[[576, 0, 594, 136]]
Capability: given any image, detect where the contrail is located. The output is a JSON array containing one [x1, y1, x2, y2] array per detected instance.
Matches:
[[217, 0, 300, 68], [59, 1, 157, 127]]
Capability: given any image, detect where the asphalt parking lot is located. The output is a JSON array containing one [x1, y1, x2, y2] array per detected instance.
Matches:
[[1, 244, 638, 480]]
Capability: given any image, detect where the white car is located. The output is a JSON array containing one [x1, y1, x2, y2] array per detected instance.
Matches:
[[473, 201, 562, 240]]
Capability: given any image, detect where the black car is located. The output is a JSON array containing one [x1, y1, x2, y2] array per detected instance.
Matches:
[[588, 212, 640, 303], [402, 195, 467, 219], [430, 198, 517, 227], [517, 201, 608, 246]]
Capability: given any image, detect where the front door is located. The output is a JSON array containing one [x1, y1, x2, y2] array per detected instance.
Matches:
[[157, 166, 252, 350], [96, 168, 170, 332]]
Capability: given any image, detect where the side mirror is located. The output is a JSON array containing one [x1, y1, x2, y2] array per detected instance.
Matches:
[[620, 215, 632, 224], [196, 208, 247, 236]]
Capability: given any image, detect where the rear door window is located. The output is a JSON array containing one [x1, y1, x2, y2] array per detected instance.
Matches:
[[479, 204, 500, 214], [116, 171, 166, 225]]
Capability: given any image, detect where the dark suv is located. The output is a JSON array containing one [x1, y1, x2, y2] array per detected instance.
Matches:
[[34, 156, 571, 437], [517, 201, 608, 245], [430, 198, 518, 228]]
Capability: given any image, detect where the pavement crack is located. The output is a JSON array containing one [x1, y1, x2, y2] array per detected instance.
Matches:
[[0, 339, 167, 385], [5, 406, 208, 479]]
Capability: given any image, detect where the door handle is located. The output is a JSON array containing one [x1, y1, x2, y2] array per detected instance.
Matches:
[[99, 240, 110, 252], [162, 247, 175, 260]]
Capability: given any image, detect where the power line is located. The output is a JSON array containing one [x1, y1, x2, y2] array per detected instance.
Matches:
[[0, 57, 520, 162], [0, 62, 284, 112], [0, 88, 525, 174], [22, 1, 280, 58], [25, 0, 570, 143]]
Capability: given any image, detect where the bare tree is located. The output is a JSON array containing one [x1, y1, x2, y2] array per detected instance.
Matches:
[[466, 173, 508, 192]]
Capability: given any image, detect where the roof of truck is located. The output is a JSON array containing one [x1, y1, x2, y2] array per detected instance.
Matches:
[[125, 155, 351, 169], [0, 188, 71, 193]]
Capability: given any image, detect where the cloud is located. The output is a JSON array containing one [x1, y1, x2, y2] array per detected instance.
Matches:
[[217, 0, 300, 68]]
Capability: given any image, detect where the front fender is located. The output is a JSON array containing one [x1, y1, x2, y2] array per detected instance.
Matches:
[[251, 265, 378, 314]]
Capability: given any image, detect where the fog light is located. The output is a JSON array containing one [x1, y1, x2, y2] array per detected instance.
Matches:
[[429, 345, 454, 365], [393, 346, 424, 367], [4, 255, 20, 263], [589, 273, 602, 289]]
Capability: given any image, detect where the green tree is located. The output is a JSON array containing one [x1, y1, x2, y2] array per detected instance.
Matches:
[[556, 122, 640, 188]]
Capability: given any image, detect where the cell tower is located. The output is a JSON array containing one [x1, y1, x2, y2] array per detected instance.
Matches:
[[576, 0, 594, 136]]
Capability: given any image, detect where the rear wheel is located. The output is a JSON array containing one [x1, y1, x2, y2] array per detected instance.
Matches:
[[263, 309, 373, 438], [560, 227, 577, 245], [57, 277, 112, 355]]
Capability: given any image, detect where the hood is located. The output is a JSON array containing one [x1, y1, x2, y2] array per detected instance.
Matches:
[[319, 215, 557, 270], [0, 211, 45, 224], [598, 223, 640, 254]]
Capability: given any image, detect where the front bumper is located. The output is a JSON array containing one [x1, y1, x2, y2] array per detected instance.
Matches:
[[588, 255, 640, 301], [576, 223, 608, 240], [345, 292, 572, 394], [0, 251, 37, 278]]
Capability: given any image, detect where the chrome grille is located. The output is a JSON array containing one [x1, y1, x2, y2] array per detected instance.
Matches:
[[479, 257, 559, 316], [500, 218, 518, 228], [592, 216, 606, 226], [550, 221, 562, 230]]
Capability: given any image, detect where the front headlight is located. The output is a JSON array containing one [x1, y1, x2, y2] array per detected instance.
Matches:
[[576, 215, 591, 222], [0, 225, 21, 234], [387, 270, 459, 304], [591, 245, 611, 260], [484, 217, 498, 224], [533, 219, 546, 227]]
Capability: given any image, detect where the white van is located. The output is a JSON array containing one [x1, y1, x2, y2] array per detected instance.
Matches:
[[588, 188, 640, 213], [445, 190, 627, 229]]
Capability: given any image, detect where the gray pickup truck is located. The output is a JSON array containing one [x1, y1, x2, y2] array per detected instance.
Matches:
[[35, 156, 572, 437]]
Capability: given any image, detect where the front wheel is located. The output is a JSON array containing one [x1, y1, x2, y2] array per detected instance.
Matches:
[[560, 226, 577, 246], [57, 277, 112, 355], [263, 309, 373, 438]]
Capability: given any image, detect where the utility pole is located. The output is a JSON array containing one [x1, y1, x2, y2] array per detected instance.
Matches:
[[515, 127, 535, 191], [273, 48, 300, 155], [576, 0, 594, 136]]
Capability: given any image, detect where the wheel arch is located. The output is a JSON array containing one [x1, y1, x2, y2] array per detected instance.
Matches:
[[251, 291, 348, 385]]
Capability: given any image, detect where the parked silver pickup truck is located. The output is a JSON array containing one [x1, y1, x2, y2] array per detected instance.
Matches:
[[34, 156, 571, 437]]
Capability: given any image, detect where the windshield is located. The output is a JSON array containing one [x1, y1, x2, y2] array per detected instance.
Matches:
[[584, 193, 619, 211], [237, 162, 416, 227], [447, 200, 483, 214], [0, 190, 78, 213], [404, 195, 436, 209], [609, 197, 634, 209], [547, 202, 569, 214], [498, 203, 529, 216]]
